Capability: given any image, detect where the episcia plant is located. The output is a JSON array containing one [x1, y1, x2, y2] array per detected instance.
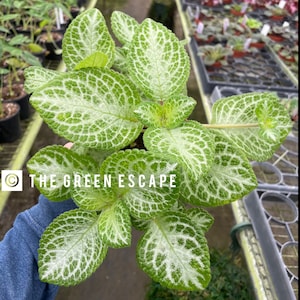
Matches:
[[24, 8, 292, 291]]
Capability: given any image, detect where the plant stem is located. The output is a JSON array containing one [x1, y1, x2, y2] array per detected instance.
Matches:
[[203, 123, 260, 129]]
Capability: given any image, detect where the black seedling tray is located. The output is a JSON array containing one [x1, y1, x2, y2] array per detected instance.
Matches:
[[191, 37, 298, 94], [244, 190, 298, 300]]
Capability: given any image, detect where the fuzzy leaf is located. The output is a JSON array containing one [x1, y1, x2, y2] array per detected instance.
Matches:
[[127, 18, 190, 101], [24, 66, 61, 93], [30, 68, 143, 149], [144, 121, 215, 181], [134, 95, 196, 128], [98, 201, 132, 248], [100, 149, 180, 219], [27, 145, 96, 201], [111, 11, 139, 45], [137, 211, 211, 290], [38, 209, 108, 286], [180, 134, 257, 206], [74, 51, 108, 70], [210, 92, 292, 161], [62, 8, 115, 70]]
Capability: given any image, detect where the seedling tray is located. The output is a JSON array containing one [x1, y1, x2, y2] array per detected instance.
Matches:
[[244, 190, 298, 300], [190, 37, 298, 94]]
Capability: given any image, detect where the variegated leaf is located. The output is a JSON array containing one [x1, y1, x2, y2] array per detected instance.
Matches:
[[186, 208, 214, 233], [30, 68, 143, 149], [24, 66, 61, 93], [62, 8, 115, 70], [137, 211, 211, 290], [180, 134, 257, 206], [210, 92, 292, 161], [127, 18, 190, 101], [38, 209, 108, 286], [111, 11, 139, 45], [98, 201, 132, 248], [134, 95, 196, 128], [74, 51, 108, 69], [100, 149, 180, 219], [144, 121, 215, 181], [27, 145, 96, 201]]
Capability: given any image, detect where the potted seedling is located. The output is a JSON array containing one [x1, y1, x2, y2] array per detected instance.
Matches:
[[268, 24, 294, 42], [226, 3, 249, 16], [274, 43, 298, 63], [0, 44, 21, 142], [238, 16, 262, 32], [36, 2, 71, 59], [193, 19, 223, 45], [197, 43, 233, 68], [226, 35, 258, 58], [24, 8, 292, 292], [264, 4, 289, 21], [248, 33, 268, 49], [0, 34, 41, 119]]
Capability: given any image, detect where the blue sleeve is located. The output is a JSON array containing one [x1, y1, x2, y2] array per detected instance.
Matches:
[[0, 194, 77, 300]]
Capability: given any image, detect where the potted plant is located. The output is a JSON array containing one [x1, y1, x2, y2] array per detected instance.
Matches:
[[274, 44, 298, 63], [226, 3, 249, 16], [239, 16, 262, 32], [0, 100, 21, 143], [267, 25, 294, 42], [0, 34, 42, 119], [24, 8, 292, 291], [264, 4, 289, 21], [249, 33, 267, 49], [35, 2, 71, 59], [193, 19, 223, 45], [197, 43, 233, 68], [226, 35, 258, 58]]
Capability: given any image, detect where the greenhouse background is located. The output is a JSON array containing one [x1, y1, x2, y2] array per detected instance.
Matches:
[[0, 0, 298, 299]]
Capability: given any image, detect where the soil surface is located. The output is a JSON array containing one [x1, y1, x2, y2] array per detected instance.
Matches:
[[0, 1, 236, 299]]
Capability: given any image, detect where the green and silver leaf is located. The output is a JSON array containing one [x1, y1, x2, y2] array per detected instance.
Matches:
[[38, 209, 108, 286], [74, 51, 108, 70], [180, 133, 257, 206], [24, 66, 61, 93], [71, 184, 114, 211], [100, 149, 180, 219], [137, 211, 211, 290], [111, 11, 139, 45], [127, 18, 190, 101], [98, 200, 132, 248], [30, 68, 143, 149], [210, 92, 292, 161], [144, 121, 215, 181], [186, 208, 214, 233], [27, 145, 96, 201], [134, 95, 196, 128], [62, 8, 115, 70]]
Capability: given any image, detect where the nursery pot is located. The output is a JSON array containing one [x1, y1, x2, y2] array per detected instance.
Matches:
[[249, 42, 265, 49], [233, 50, 247, 58], [268, 34, 285, 42], [0, 102, 21, 143], [38, 32, 63, 60], [206, 61, 223, 71], [2, 84, 31, 120], [230, 9, 245, 17]]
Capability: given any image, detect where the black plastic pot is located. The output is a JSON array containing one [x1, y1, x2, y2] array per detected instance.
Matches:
[[2, 84, 31, 120], [0, 103, 21, 143]]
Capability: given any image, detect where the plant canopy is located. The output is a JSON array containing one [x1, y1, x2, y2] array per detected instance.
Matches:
[[24, 8, 292, 291]]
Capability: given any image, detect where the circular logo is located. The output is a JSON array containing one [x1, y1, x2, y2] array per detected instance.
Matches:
[[5, 173, 19, 188]]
